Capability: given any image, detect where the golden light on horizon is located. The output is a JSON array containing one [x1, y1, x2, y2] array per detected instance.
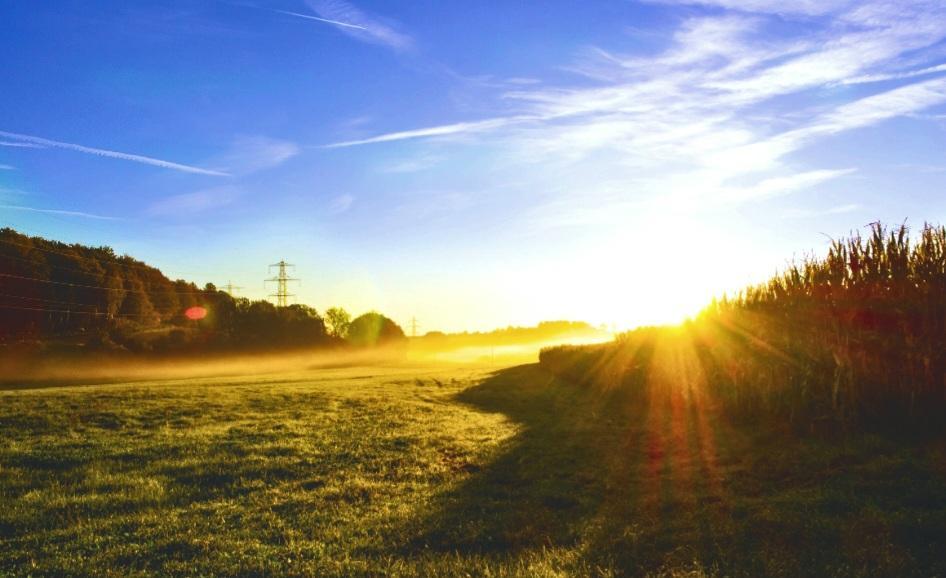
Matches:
[[533, 217, 757, 331]]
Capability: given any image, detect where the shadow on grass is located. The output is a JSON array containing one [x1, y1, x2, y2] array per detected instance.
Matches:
[[405, 364, 634, 553], [404, 363, 946, 577], [405, 364, 733, 569]]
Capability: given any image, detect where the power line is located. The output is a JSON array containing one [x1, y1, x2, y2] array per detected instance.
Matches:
[[0, 303, 156, 318], [0, 291, 195, 316], [265, 261, 299, 307], [0, 290, 104, 310], [0, 272, 211, 295]]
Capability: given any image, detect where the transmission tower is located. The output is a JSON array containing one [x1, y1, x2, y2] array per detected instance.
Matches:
[[221, 281, 244, 297], [409, 316, 420, 337], [265, 261, 300, 307]]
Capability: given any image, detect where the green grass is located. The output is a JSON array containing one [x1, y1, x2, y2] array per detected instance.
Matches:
[[2, 363, 945, 577]]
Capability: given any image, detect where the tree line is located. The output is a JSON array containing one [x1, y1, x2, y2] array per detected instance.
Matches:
[[0, 228, 404, 354], [415, 321, 608, 348]]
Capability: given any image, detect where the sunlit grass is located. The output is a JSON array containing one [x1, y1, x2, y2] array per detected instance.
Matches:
[[0, 365, 519, 576]]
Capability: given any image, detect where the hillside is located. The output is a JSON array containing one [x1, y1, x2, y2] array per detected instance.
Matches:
[[0, 228, 334, 354]]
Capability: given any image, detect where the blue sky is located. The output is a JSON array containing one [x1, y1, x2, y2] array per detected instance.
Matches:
[[3, 0, 946, 331]]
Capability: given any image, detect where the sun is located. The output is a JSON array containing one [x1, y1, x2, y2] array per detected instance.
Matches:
[[573, 216, 746, 330]]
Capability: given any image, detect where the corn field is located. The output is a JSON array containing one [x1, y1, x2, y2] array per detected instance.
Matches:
[[541, 223, 946, 430]]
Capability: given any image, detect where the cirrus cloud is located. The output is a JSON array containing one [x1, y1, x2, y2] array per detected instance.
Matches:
[[323, 0, 946, 227]]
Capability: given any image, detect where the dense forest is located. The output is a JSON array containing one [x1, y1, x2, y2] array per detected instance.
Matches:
[[541, 223, 946, 432], [0, 228, 404, 354]]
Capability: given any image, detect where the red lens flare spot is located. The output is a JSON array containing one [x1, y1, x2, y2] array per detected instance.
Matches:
[[185, 306, 207, 320]]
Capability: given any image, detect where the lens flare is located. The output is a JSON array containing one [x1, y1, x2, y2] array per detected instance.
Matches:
[[185, 306, 207, 320]]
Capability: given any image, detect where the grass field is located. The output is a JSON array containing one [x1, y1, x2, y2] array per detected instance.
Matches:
[[2, 362, 946, 577]]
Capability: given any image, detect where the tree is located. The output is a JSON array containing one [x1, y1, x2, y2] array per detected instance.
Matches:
[[119, 273, 158, 324], [347, 312, 406, 347], [279, 304, 328, 345], [325, 306, 351, 339]]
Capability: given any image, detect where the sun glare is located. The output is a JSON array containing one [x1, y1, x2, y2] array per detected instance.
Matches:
[[571, 218, 743, 330], [184, 306, 208, 320]]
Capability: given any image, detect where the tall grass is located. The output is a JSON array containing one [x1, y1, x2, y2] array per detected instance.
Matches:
[[541, 223, 946, 430]]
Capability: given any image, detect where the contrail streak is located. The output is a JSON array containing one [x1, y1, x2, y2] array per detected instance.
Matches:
[[274, 9, 367, 30], [0, 204, 119, 220], [0, 131, 229, 176]]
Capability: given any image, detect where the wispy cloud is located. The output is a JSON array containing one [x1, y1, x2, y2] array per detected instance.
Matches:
[[825, 203, 862, 214], [144, 137, 298, 218], [0, 164, 14, 171], [641, 0, 853, 16], [716, 168, 858, 204], [326, 0, 946, 225], [0, 204, 119, 220], [843, 62, 946, 86], [328, 193, 355, 215], [324, 116, 528, 148], [289, 0, 412, 50], [148, 185, 241, 216], [802, 76, 946, 135], [211, 135, 299, 175], [506, 77, 542, 86], [0, 131, 228, 176]]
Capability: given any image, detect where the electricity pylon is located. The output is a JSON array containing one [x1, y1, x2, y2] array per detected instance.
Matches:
[[409, 316, 420, 337], [221, 281, 243, 297], [265, 261, 299, 307]]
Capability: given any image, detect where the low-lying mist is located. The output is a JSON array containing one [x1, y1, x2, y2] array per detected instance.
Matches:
[[0, 332, 613, 389], [407, 333, 613, 364], [0, 347, 409, 389]]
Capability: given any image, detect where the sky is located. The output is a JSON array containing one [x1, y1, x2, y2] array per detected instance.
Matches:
[[3, 0, 946, 332]]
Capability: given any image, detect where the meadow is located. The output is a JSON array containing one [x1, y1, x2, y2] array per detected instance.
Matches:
[[2, 361, 945, 577]]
